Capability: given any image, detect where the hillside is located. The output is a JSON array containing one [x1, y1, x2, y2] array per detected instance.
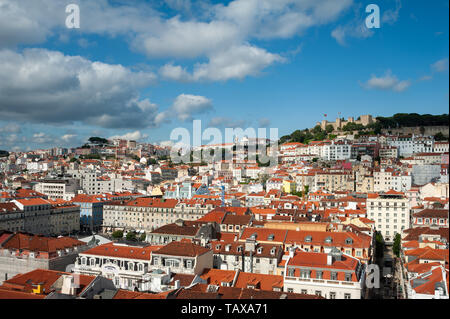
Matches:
[[280, 113, 449, 144]]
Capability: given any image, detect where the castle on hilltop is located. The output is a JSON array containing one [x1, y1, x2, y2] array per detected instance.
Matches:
[[317, 114, 375, 131]]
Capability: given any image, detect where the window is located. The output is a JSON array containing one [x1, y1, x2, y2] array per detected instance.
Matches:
[[344, 293, 351, 299], [330, 272, 337, 280], [345, 273, 352, 281], [301, 289, 307, 294], [315, 291, 322, 296], [287, 288, 294, 293], [329, 292, 336, 299], [316, 271, 323, 279]]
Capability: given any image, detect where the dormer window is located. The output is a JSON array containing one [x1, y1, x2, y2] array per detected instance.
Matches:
[[325, 236, 332, 244], [345, 238, 353, 245], [268, 234, 275, 241], [237, 246, 242, 252], [216, 244, 221, 250], [257, 247, 263, 254], [305, 235, 312, 242]]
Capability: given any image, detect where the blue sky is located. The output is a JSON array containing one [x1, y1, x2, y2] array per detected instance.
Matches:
[[0, 0, 448, 151]]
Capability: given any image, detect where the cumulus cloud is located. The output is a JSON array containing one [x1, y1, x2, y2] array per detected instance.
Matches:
[[32, 132, 54, 144], [431, 58, 449, 72], [361, 70, 411, 92], [109, 131, 148, 141], [159, 63, 192, 82], [331, 3, 374, 46], [0, 48, 160, 129], [160, 45, 285, 82], [0, 0, 353, 82], [155, 94, 213, 125], [382, 0, 402, 25]]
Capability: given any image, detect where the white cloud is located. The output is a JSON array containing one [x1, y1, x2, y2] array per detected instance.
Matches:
[[0, 123, 21, 133], [172, 94, 213, 121], [32, 132, 53, 144], [61, 134, 78, 143], [159, 63, 192, 82], [331, 4, 374, 46], [156, 94, 213, 125], [431, 58, 449, 72], [382, 0, 402, 25], [362, 70, 411, 92], [192, 45, 285, 81], [419, 75, 433, 81], [0, 0, 354, 83], [161, 45, 285, 82], [0, 48, 160, 129], [109, 131, 148, 141]]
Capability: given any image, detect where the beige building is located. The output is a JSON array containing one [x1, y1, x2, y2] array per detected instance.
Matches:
[[314, 171, 353, 193], [367, 190, 411, 243], [102, 198, 218, 233], [10, 198, 80, 236]]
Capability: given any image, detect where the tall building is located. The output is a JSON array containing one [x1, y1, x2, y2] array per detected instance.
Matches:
[[367, 190, 410, 243]]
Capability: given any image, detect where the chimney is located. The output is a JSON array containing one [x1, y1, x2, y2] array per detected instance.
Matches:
[[61, 275, 77, 296], [288, 247, 295, 258], [327, 254, 333, 266]]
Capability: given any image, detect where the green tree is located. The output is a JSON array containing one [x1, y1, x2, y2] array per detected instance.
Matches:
[[303, 185, 309, 195], [111, 230, 123, 239], [139, 233, 147, 242], [325, 124, 334, 134], [88, 137, 109, 145], [393, 233, 402, 257], [375, 232, 385, 258], [126, 232, 137, 241]]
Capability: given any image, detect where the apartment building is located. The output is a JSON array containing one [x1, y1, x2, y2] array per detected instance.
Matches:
[[72, 194, 111, 233], [211, 240, 283, 275], [0, 203, 24, 233], [386, 135, 434, 156], [367, 190, 411, 243], [379, 146, 399, 159], [74, 242, 159, 291], [0, 232, 87, 284], [283, 248, 365, 299], [11, 198, 80, 236], [313, 171, 353, 193], [102, 198, 179, 233], [150, 241, 213, 276], [412, 209, 449, 228], [374, 168, 412, 193], [67, 169, 133, 195], [321, 141, 352, 161], [34, 179, 81, 200], [147, 220, 216, 245]]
